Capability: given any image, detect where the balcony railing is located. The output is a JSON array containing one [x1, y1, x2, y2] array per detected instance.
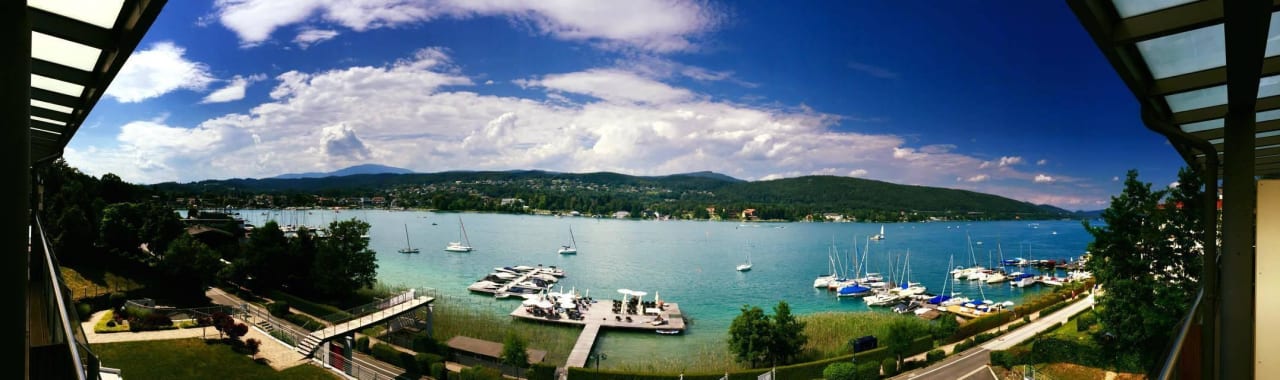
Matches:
[[1158, 286, 1204, 380], [30, 215, 102, 380]]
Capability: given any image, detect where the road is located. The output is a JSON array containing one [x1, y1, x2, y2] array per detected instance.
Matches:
[[896, 293, 1096, 379]]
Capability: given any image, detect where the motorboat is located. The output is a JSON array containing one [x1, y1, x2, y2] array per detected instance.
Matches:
[[863, 292, 901, 306]]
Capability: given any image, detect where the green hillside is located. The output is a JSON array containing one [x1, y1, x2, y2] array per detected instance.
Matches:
[[152, 171, 1070, 222]]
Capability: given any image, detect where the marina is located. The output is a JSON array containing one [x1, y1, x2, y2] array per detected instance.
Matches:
[[229, 209, 1094, 369]]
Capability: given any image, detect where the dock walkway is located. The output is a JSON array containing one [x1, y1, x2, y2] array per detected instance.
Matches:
[[565, 323, 601, 368]]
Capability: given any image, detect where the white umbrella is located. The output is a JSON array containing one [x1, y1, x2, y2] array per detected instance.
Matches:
[[560, 299, 576, 309], [536, 300, 554, 309], [522, 298, 539, 307]]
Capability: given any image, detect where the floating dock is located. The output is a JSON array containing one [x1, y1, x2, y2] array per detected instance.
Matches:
[[466, 265, 564, 297], [510, 296, 686, 368]]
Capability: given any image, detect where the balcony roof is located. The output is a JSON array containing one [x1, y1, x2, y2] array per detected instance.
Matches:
[[26, 0, 166, 164], [1069, 0, 1280, 178]]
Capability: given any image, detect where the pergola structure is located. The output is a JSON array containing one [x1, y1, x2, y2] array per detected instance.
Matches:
[[7, 0, 167, 378], [1068, 0, 1276, 379]]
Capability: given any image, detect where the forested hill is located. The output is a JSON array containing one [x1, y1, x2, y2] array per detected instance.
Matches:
[[151, 171, 1070, 221]]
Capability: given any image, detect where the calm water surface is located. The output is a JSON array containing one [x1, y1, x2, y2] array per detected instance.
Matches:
[[237, 209, 1092, 368]]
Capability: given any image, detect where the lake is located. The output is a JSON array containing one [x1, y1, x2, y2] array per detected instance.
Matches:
[[235, 209, 1093, 369]]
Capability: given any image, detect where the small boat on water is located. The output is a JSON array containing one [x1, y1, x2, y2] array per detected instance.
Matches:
[[656, 329, 681, 335], [864, 292, 901, 306]]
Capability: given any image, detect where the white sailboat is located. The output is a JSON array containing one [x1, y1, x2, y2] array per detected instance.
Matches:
[[398, 224, 420, 253], [558, 226, 578, 254], [870, 225, 885, 241], [736, 241, 753, 271], [444, 216, 473, 252]]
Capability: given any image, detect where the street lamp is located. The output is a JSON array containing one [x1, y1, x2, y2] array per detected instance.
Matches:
[[591, 352, 607, 377]]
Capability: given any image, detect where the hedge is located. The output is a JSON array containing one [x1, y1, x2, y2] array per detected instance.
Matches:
[[267, 290, 351, 321], [528, 363, 557, 380], [564, 336, 932, 380], [949, 312, 1015, 342]]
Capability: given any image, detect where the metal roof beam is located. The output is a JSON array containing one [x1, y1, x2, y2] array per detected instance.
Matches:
[[1151, 56, 1280, 96], [27, 7, 112, 50], [1172, 95, 1280, 124], [1111, 0, 1224, 44], [31, 59, 92, 87], [1190, 119, 1280, 140], [29, 107, 70, 124]]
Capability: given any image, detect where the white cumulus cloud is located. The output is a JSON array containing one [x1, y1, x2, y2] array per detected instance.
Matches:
[[214, 0, 719, 52], [106, 42, 215, 103], [1034, 174, 1056, 183], [294, 28, 340, 48], [966, 174, 989, 183], [72, 47, 1112, 209], [1036, 159, 1048, 166], [202, 74, 267, 104], [998, 156, 1023, 167]]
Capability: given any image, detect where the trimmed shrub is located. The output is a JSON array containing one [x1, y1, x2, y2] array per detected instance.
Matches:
[[459, 366, 503, 380], [370, 343, 402, 366], [267, 301, 290, 317], [855, 362, 880, 380], [823, 362, 857, 380], [926, 349, 945, 363], [973, 332, 998, 345], [880, 358, 897, 377], [1077, 312, 1097, 332], [989, 350, 1011, 368], [527, 362, 556, 380], [951, 311, 1015, 342], [109, 292, 128, 307]]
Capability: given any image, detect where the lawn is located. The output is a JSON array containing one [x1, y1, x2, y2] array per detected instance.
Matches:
[[91, 338, 339, 380], [60, 266, 144, 300]]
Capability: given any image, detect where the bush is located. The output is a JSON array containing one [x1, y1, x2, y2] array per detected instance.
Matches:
[[823, 362, 857, 380], [951, 311, 1015, 342], [926, 349, 945, 363], [267, 301, 290, 317], [370, 343, 401, 365], [459, 366, 503, 380], [109, 292, 128, 307], [880, 358, 897, 377], [355, 336, 370, 353], [283, 313, 324, 331], [989, 350, 1011, 368], [973, 332, 998, 345], [415, 352, 444, 372], [1077, 312, 1097, 332], [528, 362, 556, 380], [76, 302, 93, 321], [855, 362, 880, 380], [431, 362, 447, 380], [900, 359, 927, 371], [413, 333, 448, 355]]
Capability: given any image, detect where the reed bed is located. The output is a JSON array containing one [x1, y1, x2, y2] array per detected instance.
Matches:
[[798, 311, 928, 359]]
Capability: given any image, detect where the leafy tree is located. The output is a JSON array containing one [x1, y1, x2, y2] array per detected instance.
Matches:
[[1084, 169, 1204, 372], [160, 234, 223, 299], [501, 332, 530, 378], [769, 301, 807, 364], [242, 221, 290, 289], [728, 304, 773, 368], [310, 219, 378, 300], [885, 318, 929, 367], [245, 338, 261, 359]]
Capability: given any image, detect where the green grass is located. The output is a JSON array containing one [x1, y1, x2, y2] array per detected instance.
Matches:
[[92, 338, 340, 380], [60, 266, 144, 300], [94, 310, 130, 333], [798, 311, 928, 358]]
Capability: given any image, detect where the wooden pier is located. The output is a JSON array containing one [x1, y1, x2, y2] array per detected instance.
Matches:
[[510, 298, 686, 367]]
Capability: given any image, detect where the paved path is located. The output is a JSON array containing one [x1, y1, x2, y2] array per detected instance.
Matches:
[[894, 293, 1096, 379]]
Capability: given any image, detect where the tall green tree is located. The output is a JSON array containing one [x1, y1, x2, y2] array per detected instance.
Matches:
[[1085, 169, 1204, 372], [310, 219, 378, 300], [501, 332, 530, 378], [885, 318, 929, 367], [728, 305, 773, 368], [769, 301, 807, 365], [160, 233, 223, 300], [242, 221, 290, 289]]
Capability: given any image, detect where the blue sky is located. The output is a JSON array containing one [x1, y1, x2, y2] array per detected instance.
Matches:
[[67, 0, 1185, 210]]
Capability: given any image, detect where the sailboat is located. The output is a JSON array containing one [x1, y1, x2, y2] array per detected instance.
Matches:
[[870, 225, 885, 241], [558, 226, 578, 254], [736, 241, 753, 271], [444, 216, 473, 252], [813, 242, 840, 288], [398, 224, 420, 254]]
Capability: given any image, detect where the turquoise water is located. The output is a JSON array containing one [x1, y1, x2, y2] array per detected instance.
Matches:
[[235, 209, 1092, 368]]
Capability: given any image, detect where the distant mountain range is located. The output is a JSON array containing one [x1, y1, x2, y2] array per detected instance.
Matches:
[[153, 166, 1076, 221], [272, 164, 413, 179]]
